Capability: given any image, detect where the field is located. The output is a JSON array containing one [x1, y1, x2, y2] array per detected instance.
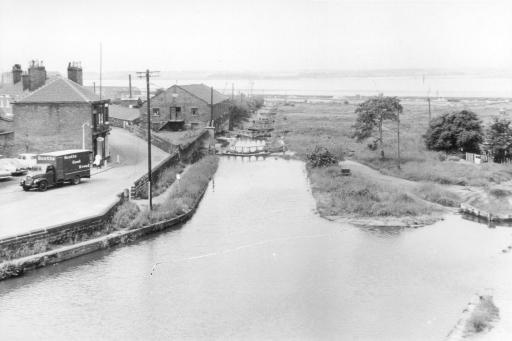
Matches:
[[275, 99, 512, 186], [274, 98, 512, 222]]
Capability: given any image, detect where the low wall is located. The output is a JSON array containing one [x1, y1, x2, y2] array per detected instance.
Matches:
[[460, 203, 512, 223], [0, 179, 210, 280], [0, 193, 126, 262], [129, 125, 179, 154], [131, 152, 180, 199]]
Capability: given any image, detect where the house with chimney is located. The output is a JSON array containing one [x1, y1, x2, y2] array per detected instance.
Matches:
[[140, 84, 231, 133], [12, 62, 111, 161], [0, 60, 51, 117]]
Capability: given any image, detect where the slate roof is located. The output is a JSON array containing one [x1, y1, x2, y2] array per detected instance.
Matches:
[[109, 104, 140, 121], [177, 84, 228, 105], [15, 77, 102, 104], [0, 82, 25, 97]]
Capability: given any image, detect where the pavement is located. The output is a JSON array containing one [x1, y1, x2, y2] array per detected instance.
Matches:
[[0, 127, 169, 239]]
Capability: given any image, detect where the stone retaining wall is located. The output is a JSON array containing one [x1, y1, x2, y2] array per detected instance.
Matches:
[[0, 193, 126, 262], [460, 203, 512, 223]]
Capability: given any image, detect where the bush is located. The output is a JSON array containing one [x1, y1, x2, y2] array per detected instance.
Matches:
[[110, 201, 141, 230], [465, 296, 499, 335], [306, 146, 341, 168]]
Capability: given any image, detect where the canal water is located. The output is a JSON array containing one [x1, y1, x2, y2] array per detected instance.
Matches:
[[1, 157, 512, 340]]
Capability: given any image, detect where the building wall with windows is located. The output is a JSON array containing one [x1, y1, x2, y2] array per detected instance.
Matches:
[[140, 85, 230, 132]]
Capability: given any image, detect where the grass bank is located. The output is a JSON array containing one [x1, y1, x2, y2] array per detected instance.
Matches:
[[307, 165, 448, 226], [111, 155, 219, 230]]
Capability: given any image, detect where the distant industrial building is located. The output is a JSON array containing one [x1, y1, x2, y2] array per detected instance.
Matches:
[[140, 84, 230, 132]]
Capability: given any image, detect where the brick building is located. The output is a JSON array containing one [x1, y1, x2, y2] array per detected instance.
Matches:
[[12, 73, 111, 160], [140, 84, 231, 132]]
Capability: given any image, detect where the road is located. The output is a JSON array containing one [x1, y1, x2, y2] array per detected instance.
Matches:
[[0, 128, 169, 239]]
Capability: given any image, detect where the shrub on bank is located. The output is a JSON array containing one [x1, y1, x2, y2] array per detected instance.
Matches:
[[110, 201, 141, 230], [465, 296, 499, 335], [306, 146, 342, 168]]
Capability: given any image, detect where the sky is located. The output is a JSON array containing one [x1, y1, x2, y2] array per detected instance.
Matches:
[[1, 0, 511, 75]]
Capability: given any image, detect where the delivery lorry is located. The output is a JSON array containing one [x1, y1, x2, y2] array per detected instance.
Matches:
[[20, 150, 92, 191]]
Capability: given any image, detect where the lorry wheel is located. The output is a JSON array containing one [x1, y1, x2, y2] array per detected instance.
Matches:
[[38, 181, 48, 192], [72, 176, 81, 185], [22, 186, 30, 191]]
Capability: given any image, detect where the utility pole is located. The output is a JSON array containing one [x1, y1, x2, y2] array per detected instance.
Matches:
[[99, 42, 102, 100], [129, 74, 132, 98], [210, 86, 214, 126], [427, 96, 431, 122], [231, 83, 234, 101], [136, 69, 159, 210], [397, 108, 401, 170]]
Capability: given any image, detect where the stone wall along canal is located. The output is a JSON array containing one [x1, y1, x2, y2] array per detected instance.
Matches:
[[1, 157, 512, 340]]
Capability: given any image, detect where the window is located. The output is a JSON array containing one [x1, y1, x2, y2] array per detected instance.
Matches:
[[170, 106, 181, 120], [191, 107, 198, 115], [152, 108, 160, 116]]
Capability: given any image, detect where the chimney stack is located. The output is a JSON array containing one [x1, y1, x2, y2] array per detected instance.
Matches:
[[67, 61, 83, 85], [22, 73, 30, 91], [28, 60, 46, 91], [12, 64, 22, 84]]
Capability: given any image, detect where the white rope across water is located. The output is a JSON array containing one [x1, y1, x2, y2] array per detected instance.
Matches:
[[149, 232, 337, 276]]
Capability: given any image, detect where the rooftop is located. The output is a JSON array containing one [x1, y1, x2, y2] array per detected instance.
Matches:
[[176, 84, 228, 105], [15, 77, 103, 104], [39, 149, 91, 156]]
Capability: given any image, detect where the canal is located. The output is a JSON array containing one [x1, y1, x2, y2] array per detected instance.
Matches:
[[1, 157, 512, 340]]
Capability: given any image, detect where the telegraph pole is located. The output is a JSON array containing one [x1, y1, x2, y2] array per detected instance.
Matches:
[[136, 69, 159, 210], [99, 42, 102, 100], [397, 108, 401, 170], [427, 96, 431, 122], [210, 86, 214, 126]]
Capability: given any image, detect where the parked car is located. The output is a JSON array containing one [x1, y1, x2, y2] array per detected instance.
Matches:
[[17, 153, 38, 169], [0, 166, 11, 180], [0, 158, 27, 176]]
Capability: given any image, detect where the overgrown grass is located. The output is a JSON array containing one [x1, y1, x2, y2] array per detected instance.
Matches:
[[111, 155, 219, 230], [153, 163, 186, 196], [276, 101, 512, 186], [465, 296, 500, 335], [414, 183, 461, 207], [309, 165, 438, 217]]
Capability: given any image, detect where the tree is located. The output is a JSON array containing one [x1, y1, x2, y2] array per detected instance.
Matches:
[[484, 117, 512, 163], [228, 103, 251, 130], [424, 110, 483, 154], [154, 88, 165, 97], [352, 95, 403, 159]]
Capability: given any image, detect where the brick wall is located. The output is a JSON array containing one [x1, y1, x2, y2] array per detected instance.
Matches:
[[13, 103, 93, 154]]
